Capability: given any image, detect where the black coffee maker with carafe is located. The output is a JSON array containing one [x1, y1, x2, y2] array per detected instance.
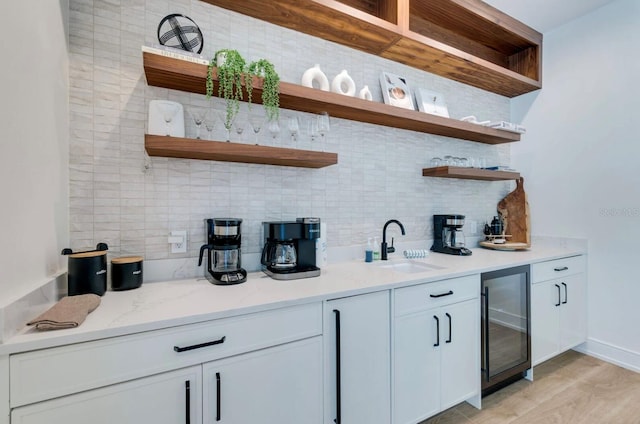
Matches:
[[261, 218, 321, 280], [198, 218, 247, 285], [431, 214, 472, 256]]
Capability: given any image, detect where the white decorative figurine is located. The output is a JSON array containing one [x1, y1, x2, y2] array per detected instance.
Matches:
[[331, 70, 356, 97], [301, 64, 330, 91]]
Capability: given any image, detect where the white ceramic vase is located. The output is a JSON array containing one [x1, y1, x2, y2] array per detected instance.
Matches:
[[358, 85, 373, 101], [301, 64, 330, 91], [331, 70, 356, 96]]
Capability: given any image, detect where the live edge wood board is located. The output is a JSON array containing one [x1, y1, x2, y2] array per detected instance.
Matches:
[[145, 135, 338, 169], [201, 0, 542, 97], [143, 52, 520, 145]]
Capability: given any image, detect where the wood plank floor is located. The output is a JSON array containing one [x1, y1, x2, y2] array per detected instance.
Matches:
[[422, 350, 640, 423]]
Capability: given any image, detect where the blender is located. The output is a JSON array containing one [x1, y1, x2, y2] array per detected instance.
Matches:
[[198, 218, 247, 285]]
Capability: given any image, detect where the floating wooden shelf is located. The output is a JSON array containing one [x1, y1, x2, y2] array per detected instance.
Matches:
[[145, 135, 338, 169], [143, 52, 520, 145], [201, 0, 542, 97], [422, 166, 520, 181]]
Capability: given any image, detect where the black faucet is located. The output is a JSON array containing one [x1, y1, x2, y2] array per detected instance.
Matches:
[[381, 219, 406, 260]]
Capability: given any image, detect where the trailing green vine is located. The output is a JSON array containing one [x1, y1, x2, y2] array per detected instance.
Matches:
[[248, 59, 280, 122], [206, 49, 250, 130], [206, 50, 281, 130]]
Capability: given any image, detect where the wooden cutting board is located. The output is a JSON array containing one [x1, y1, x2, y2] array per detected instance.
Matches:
[[496, 177, 531, 247]]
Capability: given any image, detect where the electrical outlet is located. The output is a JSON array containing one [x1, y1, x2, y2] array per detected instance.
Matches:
[[169, 230, 187, 253]]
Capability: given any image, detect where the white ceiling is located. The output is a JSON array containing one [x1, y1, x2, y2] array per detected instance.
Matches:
[[484, 0, 618, 33]]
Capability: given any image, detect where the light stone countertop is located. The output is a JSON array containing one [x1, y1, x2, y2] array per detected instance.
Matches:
[[0, 238, 586, 355]]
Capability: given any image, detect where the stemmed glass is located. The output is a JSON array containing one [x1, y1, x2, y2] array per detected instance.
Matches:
[[317, 112, 331, 145], [287, 116, 300, 143], [248, 113, 264, 144], [204, 110, 217, 141], [268, 119, 281, 143], [308, 117, 319, 142], [218, 110, 236, 142], [187, 107, 206, 139], [233, 115, 246, 142], [157, 102, 179, 136]]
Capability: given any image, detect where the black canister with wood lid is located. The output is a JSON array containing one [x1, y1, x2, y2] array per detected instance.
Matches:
[[61, 243, 109, 296], [111, 256, 144, 291]]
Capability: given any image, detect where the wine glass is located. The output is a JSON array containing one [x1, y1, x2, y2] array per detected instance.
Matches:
[[308, 117, 319, 142], [187, 107, 206, 139], [287, 116, 300, 143], [218, 110, 236, 142], [233, 115, 246, 142], [317, 112, 331, 145], [204, 111, 218, 141], [248, 113, 264, 144], [157, 102, 179, 136], [268, 119, 281, 143]]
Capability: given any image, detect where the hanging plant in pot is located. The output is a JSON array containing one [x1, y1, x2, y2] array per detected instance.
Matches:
[[248, 59, 280, 122], [206, 49, 251, 133]]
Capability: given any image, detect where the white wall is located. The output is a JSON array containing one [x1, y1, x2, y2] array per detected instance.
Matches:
[[511, 0, 640, 369], [0, 2, 69, 306]]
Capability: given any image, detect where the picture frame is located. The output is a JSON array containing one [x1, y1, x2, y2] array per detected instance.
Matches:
[[380, 72, 415, 110], [414, 88, 449, 118]]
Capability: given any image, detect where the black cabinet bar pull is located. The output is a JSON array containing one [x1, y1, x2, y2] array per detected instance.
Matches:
[[216, 372, 221, 421], [174, 336, 226, 352], [555, 284, 561, 306], [185, 380, 191, 424], [430, 290, 454, 298], [433, 315, 440, 347], [333, 309, 342, 424], [554, 266, 569, 272], [561, 282, 568, 304], [482, 286, 490, 382], [445, 313, 452, 343]]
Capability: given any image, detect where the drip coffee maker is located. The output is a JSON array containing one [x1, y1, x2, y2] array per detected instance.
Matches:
[[198, 218, 247, 285], [261, 218, 321, 280], [431, 214, 472, 256]]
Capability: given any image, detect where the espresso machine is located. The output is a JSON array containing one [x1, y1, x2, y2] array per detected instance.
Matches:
[[198, 218, 247, 285], [431, 214, 472, 256], [261, 218, 321, 280]]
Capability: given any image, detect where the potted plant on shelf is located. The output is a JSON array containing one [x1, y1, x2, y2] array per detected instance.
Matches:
[[206, 49, 249, 132], [248, 58, 280, 122]]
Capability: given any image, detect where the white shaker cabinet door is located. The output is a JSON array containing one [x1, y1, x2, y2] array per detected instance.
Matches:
[[394, 310, 441, 424], [324, 290, 391, 424], [440, 299, 480, 411], [202, 337, 323, 424], [11, 366, 202, 424], [531, 279, 561, 365], [558, 274, 587, 352]]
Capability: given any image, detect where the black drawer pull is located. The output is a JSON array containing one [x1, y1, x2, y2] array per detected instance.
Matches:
[[174, 336, 226, 353], [555, 284, 561, 307], [433, 315, 440, 347], [430, 290, 454, 298], [561, 282, 568, 304], [554, 266, 569, 272], [216, 372, 221, 421]]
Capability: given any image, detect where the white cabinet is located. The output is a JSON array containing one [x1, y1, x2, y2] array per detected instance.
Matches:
[[531, 256, 587, 365], [393, 275, 480, 424], [202, 337, 323, 423], [12, 366, 202, 424], [9, 303, 323, 424], [324, 291, 391, 424]]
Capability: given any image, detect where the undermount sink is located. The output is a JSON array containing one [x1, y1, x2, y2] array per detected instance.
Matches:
[[376, 261, 445, 274]]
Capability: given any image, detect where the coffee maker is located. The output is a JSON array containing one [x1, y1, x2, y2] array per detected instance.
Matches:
[[198, 218, 247, 285], [261, 218, 321, 280], [431, 214, 472, 256]]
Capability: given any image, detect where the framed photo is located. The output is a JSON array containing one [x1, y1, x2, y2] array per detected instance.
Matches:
[[380, 72, 415, 110], [414, 88, 449, 118]]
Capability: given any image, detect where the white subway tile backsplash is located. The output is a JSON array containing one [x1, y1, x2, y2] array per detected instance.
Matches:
[[68, 0, 514, 267]]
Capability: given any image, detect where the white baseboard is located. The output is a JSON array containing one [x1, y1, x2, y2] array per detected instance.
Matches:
[[575, 338, 640, 373]]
